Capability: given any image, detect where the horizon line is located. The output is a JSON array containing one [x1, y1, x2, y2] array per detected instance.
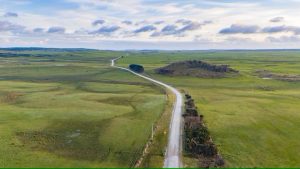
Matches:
[[1, 47, 300, 51]]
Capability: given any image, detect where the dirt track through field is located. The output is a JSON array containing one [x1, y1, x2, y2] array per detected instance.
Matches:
[[111, 57, 183, 168]]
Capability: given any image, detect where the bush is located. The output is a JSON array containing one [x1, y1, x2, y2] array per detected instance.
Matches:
[[201, 143, 217, 156], [185, 125, 210, 150], [196, 125, 210, 144], [129, 64, 144, 73]]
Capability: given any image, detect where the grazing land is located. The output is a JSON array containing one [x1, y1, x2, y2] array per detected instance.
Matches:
[[0, 49, 167, 168], [1, 49, 300, 168], [118, 50, 300, 168]]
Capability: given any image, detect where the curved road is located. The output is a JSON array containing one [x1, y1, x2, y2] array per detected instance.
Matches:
[[111, 57, 183, 168]]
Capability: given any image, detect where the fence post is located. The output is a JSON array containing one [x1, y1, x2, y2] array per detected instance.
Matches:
[[151, 123, 154, 141]]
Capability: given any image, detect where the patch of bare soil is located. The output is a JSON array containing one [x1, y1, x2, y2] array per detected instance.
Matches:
[[256, 70, 300, 82], [155, 60, 238, 78]]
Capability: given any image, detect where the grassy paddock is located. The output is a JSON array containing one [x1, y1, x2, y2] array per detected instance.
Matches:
[[2, 49, 300, 167], [0, 50, 166, 167], [119, 50, 300, 167]]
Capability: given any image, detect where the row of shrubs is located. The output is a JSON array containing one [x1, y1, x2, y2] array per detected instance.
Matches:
[[183, 60, 238, 73], [183, 94, 225, 168], [155, 60, 238, 75]]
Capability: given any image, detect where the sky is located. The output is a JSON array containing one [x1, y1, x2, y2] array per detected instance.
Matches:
[[1, 0, 300, 50]]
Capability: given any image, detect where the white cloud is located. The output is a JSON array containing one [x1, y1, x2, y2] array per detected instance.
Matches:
[[1, 0, 300, 49]]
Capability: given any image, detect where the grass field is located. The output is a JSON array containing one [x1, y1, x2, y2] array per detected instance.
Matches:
[[0, 49, 167, 167], [1, 49, 300, 168], [118, 50, 300, 167]]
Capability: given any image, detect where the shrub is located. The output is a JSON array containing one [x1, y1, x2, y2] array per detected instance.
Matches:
[[129, 64, 144, 73]]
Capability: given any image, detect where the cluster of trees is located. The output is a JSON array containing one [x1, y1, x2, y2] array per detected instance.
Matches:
[[183, 60, 238, 73], [186, 60, 235, 73], [183, 94, 225, 167], [156, 60, 238, 74], [155, 60, 238, 77], [155, 68, 173, 75], [129, 64, 144, 73]]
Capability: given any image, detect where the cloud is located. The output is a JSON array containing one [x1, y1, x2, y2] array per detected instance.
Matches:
[[134, 20, 148, 26], [74, 28, 88, 34], [177, 22, 202, 33], [134, 25, 156, 33], [176, 19, 192, 25], [90, 25, 120, 34], [92, 19, 105, 26], [162, 25, 178, 33], [220, 24, 300, 35], [154, 21, 164, 25], [262, 25, 300, 35], [152, 21, 205, 37], [219, 24, 260, 34], [151, 25, 178, 37], [262, 25, 288, 33], [2, 0, 300, 49], [270, 17, 284, 23], [292, 27, 300, 35], [4, 12, 18, 18], [203, 20, 213, 24], [225, 37, 255, 43], [33, 28, 44, 33], [47, 26, 65, 33], [266, 35, 300, 43], [122, 20, 132, 25], [0, 21, 25, 33]]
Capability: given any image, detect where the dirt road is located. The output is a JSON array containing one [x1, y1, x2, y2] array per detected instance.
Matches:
[[111, 57, 183, 168]]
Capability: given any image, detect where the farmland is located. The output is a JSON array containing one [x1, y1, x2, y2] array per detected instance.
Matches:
[[0, 49, 166, 168], [1, 49, 300, 167], [118, 50, 300, 167]]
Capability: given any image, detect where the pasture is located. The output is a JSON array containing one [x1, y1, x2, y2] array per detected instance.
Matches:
[[1, 49, 300, 167], [0, 49, 166, 167], [119, 50, 300, 167]]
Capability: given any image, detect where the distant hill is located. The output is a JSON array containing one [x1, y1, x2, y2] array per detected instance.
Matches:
[[155, 60, 238, 78], [0, 47, 98, 58], [0, 47, 96, 52]]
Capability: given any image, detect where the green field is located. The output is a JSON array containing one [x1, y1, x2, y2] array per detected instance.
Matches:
[[118, 50, 300, 168], [1, 49, 300, 168], [0, 49, 166, 167]]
